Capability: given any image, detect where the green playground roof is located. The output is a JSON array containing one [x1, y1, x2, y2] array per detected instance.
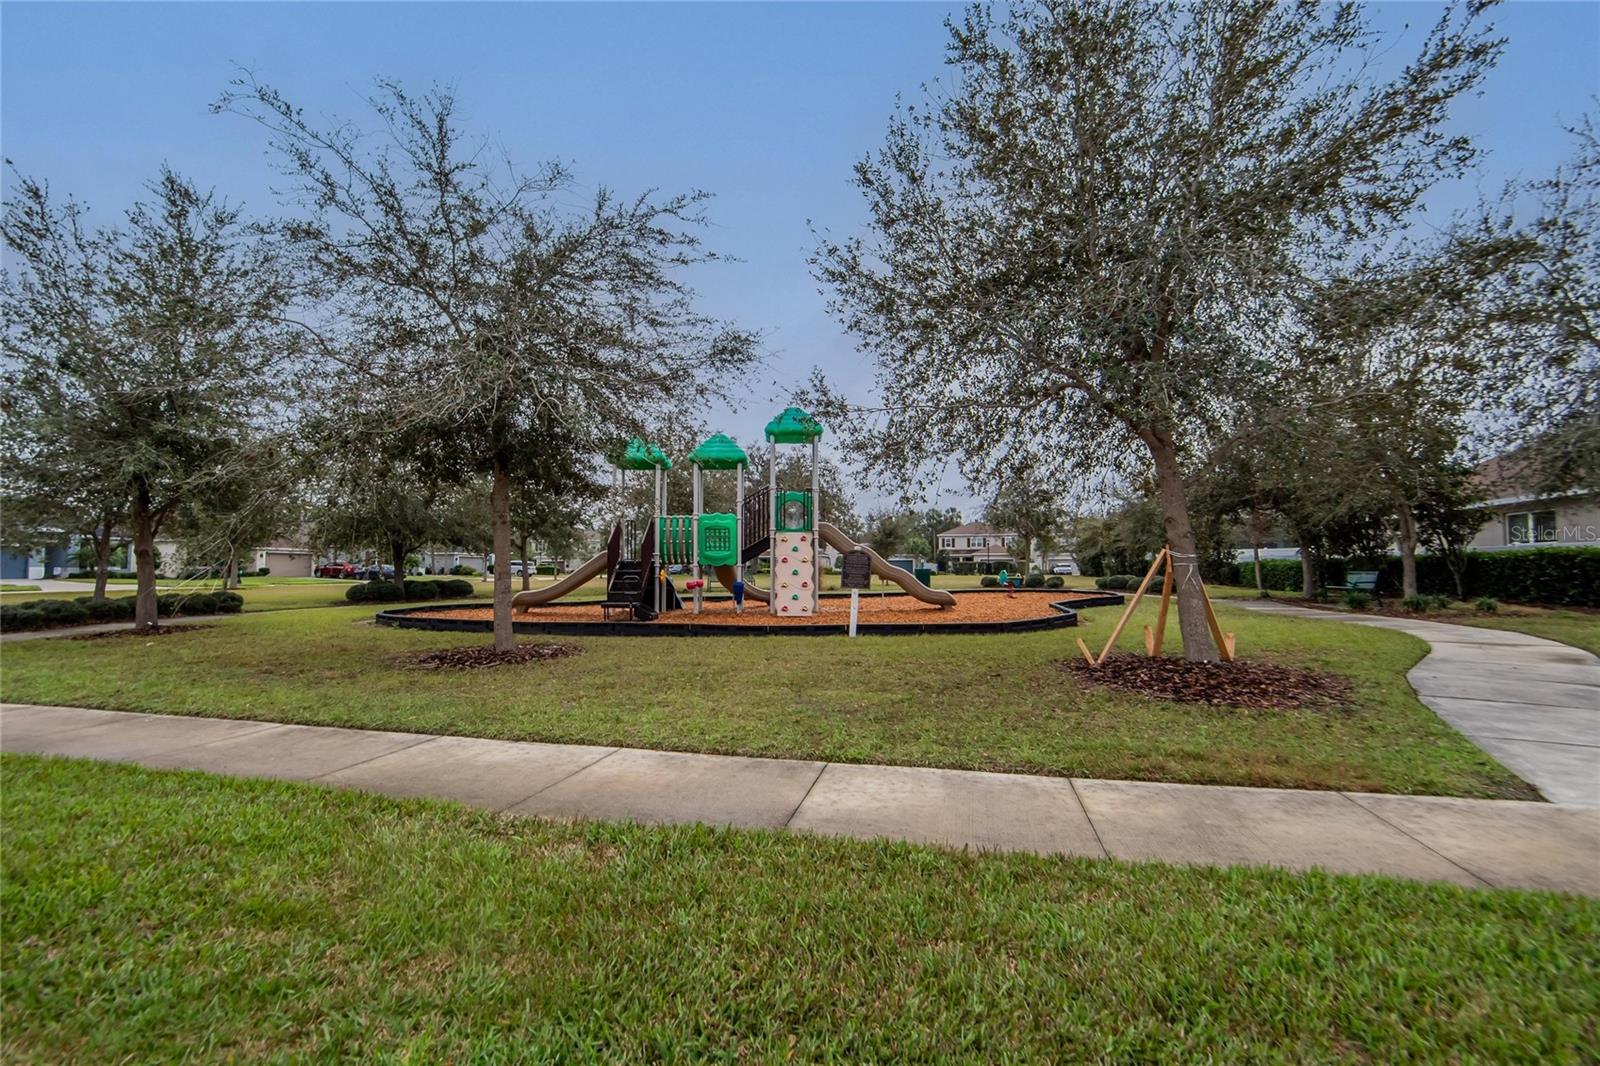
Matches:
[[687, 432, 748, 470], [615, 437, 672, 470], [764, 406, 823, 443]]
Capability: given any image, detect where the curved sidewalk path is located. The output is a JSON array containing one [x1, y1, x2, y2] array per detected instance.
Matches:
[[4, 702, 1596, 896], [1235, 601, 1599, 807]]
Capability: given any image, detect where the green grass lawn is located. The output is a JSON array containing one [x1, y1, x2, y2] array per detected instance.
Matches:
[[1204, 585, 1600, 657], [0, 584, 39, 592], [3, 755, 1593, 1062], [0, 596, 1535, 798]]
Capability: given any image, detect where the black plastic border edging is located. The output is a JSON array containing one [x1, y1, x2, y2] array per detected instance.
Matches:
[[374, 589, 1127, 638]]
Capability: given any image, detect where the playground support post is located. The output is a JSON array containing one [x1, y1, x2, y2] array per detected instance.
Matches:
[[735, 461, 745, 612], [768, 440, 777, 615], [849, 588, 859, 637], [692, 463, 703, 615], [811, 439, 821, 612]]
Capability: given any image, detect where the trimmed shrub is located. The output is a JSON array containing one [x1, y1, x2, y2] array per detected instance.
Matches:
[[448, 565, 480, 576], [1343, 590, 1372, 611], [979, 575, 999, 588], [437, 578, 475, 598], [346, 581, 406, 604], [1044, 575, 1065, 589], [1104, 574, 1137, 590], [74, 596, 135, 622], [214, 591, 245, 613], [1023, 571, 1046, 588], [1094, 576, 1110, 590], [256, 567, 271, 577], [403, 579, 441, 601], [1475, 596, 1499, 614]]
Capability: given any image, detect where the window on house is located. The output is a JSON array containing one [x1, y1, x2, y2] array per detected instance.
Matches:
[[1507, 510, 1557, 544]]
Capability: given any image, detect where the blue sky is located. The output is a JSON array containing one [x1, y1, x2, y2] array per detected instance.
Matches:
[[3, 1, 1597, 514]]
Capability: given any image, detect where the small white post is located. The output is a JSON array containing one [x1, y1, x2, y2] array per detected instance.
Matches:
[[849, 588, 859, 638]]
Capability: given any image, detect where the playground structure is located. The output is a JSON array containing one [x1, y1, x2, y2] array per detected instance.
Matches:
[[511, 407, 957, 620]]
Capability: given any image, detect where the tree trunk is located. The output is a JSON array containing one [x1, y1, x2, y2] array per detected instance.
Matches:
[[130, 482, 160, 632], [226, 545, 239, 590], [519, 533, 532, 591], [1147, 431, 1219, 663], [92, 518, 113, 600], [491, 457, 514, 652], [1249, 503, 1265, 598], [390, 540, 408, 594], [1299, 543, 1317, 598], [1396, 500, 1419, 600]]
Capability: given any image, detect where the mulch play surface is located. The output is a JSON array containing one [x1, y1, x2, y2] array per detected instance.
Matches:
[[400, 642, 583, 670], [1061, 655, 1353, 710], [412, 590, 1098, 627]]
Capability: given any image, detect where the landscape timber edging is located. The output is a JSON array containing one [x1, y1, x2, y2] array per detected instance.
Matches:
[[375, 588, 1126, 638]]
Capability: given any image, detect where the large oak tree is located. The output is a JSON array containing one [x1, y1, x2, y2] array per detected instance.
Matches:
[[812, 0, 1499, 660]]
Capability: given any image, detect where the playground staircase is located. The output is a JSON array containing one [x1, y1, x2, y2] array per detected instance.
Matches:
[[603, 560, 648, 620], [602, 515, 682, 621], [741, 486, 771, 564]]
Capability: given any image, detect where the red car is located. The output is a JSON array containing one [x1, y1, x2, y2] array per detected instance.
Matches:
[[315, 562, 358, 579]]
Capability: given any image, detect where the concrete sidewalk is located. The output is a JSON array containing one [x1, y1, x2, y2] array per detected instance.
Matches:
[[0, 615, 223, 643], [4, 703, 1596, 896], [1235, 601, 1599, 806]]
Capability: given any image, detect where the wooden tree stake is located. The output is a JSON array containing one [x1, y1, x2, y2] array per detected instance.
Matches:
[[1149, 550, 1174, 657], [1075, 637, 1097, 665], [1199, 578, 1236, 663], [1093, 548, 1168, 665]]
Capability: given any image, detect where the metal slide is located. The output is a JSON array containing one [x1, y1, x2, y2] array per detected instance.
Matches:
[[712, 565, 770, 604], [815, 522, 956, 607], [509, 551, 608, 609]]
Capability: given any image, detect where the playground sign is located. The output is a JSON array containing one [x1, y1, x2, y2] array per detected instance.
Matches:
[[840, 550, 872, 590]]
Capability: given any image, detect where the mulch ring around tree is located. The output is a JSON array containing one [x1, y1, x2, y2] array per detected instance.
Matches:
[[69, 625, 217, 641], [1060, 654, 1353, 710], [400, 641, 583, 671]]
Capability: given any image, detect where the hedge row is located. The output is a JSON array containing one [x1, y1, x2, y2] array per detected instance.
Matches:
[[346, 578, 476, 604], [0, 591, 244, 633], [1221, 547, 1600, 607]]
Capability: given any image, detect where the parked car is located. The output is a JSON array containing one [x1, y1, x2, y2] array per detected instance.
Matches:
[[507, 560, 536, 576], [1050, 563, 1076, 575], [315, 562, 358, 579], [352, 564, 395, 581]]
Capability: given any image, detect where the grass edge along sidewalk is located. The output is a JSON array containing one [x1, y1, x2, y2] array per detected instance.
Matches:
[[3, 753, 1597, 1062], [0, 600, 1539, 799]]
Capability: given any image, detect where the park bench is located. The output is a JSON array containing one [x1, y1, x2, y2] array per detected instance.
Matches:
[[1323, 570, 1381, 599]]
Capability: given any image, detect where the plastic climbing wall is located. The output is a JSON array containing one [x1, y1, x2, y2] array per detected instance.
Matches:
[[773, 532, 816, 616]]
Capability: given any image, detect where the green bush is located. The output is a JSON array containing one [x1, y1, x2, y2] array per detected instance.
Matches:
[[214, 591, 245, 614], [448, 565, 480, 577], [74, 596, 134, 622], [979, 575, 999, 588], [1093, 576, 1110, 590], [1401, 594, 1429, 614], [403, 580, 440, 601], [1343, 590, 1373, 611], [1103, 574, 1137, 590], [1023, 572, 1046, 589], [346, 581, 406, 604], [437, 578, 475, 598], [1044, 575, 1065, 589], [1425, 594, 1453, 610], [1475, 596, 1499, 614], [256, 567, 271, 577]]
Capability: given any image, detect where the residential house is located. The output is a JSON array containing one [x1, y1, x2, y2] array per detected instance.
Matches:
[[1469, 455, 1598, 550], [936, 521, 1021, 572]]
